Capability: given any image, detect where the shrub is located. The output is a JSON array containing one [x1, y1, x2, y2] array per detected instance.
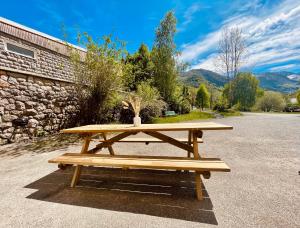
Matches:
[[120, 81, 166, 123], [255, 91, 286, 112], [213, 102, 226, 112], [284, 103, 300, 112], [70, 33, 126, 125], [297, 90, 300, 104]]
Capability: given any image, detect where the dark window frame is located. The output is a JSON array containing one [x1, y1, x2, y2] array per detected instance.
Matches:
[[5, 42, 35, 59]]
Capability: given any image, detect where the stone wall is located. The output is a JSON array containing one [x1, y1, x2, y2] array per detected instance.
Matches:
[[0, 32, 74, 82], [0, 18, 85, 144], [0, 70, 78, 144]]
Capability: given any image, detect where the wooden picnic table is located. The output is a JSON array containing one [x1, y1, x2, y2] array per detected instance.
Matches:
[[50, 122, 233, 200]]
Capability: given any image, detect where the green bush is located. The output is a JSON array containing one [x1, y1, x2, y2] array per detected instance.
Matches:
[[213, 102, 226, 112], [254, 91, 285, 112]]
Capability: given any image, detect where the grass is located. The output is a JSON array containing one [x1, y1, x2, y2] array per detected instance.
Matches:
[[219, 110, 242, 117], [153, 110, 214, 123]]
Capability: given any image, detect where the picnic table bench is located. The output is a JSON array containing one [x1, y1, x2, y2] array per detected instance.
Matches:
[[49, 122, 233, 200]]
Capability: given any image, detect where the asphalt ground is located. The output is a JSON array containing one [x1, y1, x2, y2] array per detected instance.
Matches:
[[0, 112, 299, 228]]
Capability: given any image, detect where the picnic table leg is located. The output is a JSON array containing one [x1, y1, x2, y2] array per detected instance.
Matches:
[[187, 130, 192, 158], [192, 130, 203, 200], [102, 133, 115, 155], [71, 136, 91, 187]]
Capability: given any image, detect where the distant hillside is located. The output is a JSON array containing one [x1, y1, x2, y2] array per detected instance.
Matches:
[[180, 68, 300, 93], [180, 69, 226, 87], [255, 71, 300, 93]]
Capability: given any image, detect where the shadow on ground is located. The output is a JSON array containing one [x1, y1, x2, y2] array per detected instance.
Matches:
[[25, 167, 218, 224], [0, 134, 80, 158]]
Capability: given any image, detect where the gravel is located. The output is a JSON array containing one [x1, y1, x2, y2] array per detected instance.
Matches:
[[0, 112, 299, 228]]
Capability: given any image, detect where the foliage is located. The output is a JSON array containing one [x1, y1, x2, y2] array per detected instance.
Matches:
[[254, 91, 286, 112], [196, 83, 210, 110], [226, 72, 259, 111], [152, 11, 178, 104], [206, 84, 222, 109], [124, 44, 154, 91], [213, 101, 227, 112], [284, 103, 300, 112], [70, 33, 126, 124], [153, 110, 213, 123], [297, 90, 300, 104], [219, 110, 242, 117], [167, 85, 192, 114], [120, 81, 166, 123]]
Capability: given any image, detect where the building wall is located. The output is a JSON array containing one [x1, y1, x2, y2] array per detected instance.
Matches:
[[0, 70, 78, 144], [0, 19, 83, 144], [0, 32, 74, 81]]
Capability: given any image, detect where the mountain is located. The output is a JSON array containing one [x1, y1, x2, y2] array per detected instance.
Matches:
[[255, 71, 300, 93], [180, 69, 226, 87], [180, 68, 300, 93]]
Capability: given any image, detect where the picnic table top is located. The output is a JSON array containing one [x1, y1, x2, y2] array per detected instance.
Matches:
[[62, 122, 233, 134]]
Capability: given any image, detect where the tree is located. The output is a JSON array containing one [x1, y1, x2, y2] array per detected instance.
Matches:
[[70, 33, 126, 124], [196, 84, 210, 110], [216, 27, 246, 106], [152, 11, 178, 104], [124, 43, 154, 91], [255, 91, 286, 112], [230, 72, 259, 111], [297, 90, 300, 104]]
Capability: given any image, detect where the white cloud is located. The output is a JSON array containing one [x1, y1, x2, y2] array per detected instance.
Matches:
[[269, 64, 297, 71], [179, 0, 300, 72], [178, 3, 204, 32]]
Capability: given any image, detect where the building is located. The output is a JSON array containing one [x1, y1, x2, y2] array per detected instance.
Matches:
[[0, 17, 85, 144]]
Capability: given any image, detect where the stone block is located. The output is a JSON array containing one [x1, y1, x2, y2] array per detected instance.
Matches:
[[5, 104, 16, 111], [2, 114, 17, 122], [8, 77, 18, 85], [15, 95, 30, 102], [28, 118, 38, 128], [35, 114, 45, 120], [25, 101, 36, 109], [0, 98, 9, 106], [0, 122, 12, 129], [15, 101, 26, 110], [24, 109, 38, 116]]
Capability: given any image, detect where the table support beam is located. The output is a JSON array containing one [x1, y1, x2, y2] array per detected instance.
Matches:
[[102, 133, 114, 155], [71, 135, 91, 187], [88, 132, 136, 154], [143, 131, 193, 152]]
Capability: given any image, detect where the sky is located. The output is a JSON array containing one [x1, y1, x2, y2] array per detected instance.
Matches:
[[1, 0, 300, 73]]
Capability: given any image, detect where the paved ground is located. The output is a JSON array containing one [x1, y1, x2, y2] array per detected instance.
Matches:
[[0, 113, 299, 228]]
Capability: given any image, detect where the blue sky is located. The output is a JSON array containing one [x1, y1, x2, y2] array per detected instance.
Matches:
[[1, 0, 300, 73]]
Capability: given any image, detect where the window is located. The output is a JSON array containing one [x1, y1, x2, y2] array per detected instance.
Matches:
[[6, 42, 35, 58]]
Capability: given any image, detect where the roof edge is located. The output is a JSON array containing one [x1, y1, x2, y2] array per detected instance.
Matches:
[[0, 16, 86, 52]]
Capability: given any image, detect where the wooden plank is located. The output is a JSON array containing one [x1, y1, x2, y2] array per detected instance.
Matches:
[[195, 172, 203, 200], [59, 153, 222, 161], [48, 154, 231, 172], [70, 136, 91, 187], [95, 137, 203, 143], [102, 133, 114, 155], [188, 131, 192, 158], [88, 132, 134, 154], [192, 130, 201, 159], [143, 131, 193, 152], [70, 166, 82, 187], [61, 122, 233, 134]]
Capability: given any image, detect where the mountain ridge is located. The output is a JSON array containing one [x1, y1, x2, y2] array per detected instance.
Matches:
[[180, 68, 300, 93]]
